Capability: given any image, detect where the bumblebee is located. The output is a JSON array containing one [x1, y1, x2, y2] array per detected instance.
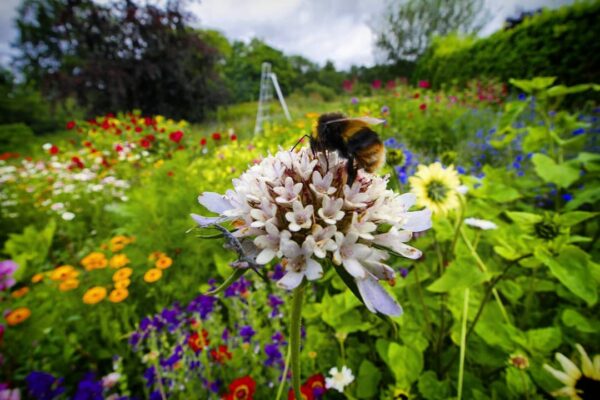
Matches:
[[310, 112, 386, 185]]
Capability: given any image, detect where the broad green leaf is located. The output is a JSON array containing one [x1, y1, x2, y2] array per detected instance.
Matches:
[[4, 220, 56, 281], [505, 211, 542, 225], [535, 246, 597, 306], [506, 367, 534, 397], [356, 359, 382, 399], [558, 211, 598, 227], [375, 339, 390, 365], [561, 309, 600, 333], [510, 77, 556, 93], [526, 327, 562, 354], [531, 153, 580, 188], [387, 343, 423, 387], [417, 371, 451, 400], [427, 257, 487, 293], [565, 186, 600, 210], [546, 84, 593, 97]]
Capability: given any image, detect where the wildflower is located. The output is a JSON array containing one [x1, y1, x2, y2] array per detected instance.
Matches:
[[155, 256, 172, 269], [11, 287, 29, 298], [192, 148, 431, 316], [544, 344, 600, 399], [81, 252, 108, 271], [509, 354, 530, 370], [0, 387, 20, 400], [325, 366, 354, 392], [0, 260, 18, 291], [61, 211, 75, 221], [50, 265, 78, 281], [287, 386, 313, 400], [148, 251, 167, 261], [464, 218, 498, 230], [59, 279, 79, 291], [265, 343, 283, 367], [31, 273, 44, 283], [305, 373, 326, 398], [83, 287, 107, 304], [49, 145, 59, 155], [200, 138, 207, 146], [110, 235, 131, 252], [142, 268, 163, 284], [418, 80, 430, 89], [223, 376, 256, 400], [74, 373, 103, 399], [211, 345, 232, 363], [113, 267, 133, 281], [26, 371, 65, 399], [115, 279, 131, 289], [212, 132, 222, 141], [188, 329, 210, 353], [109, 254, 130, 269], [5, 307, 31, 326], [108, 288, 128, 303], [169, 130, 184, 143], [101, 372, 120, 389], [419, 103, 427, 111], [409, 162, 461, 215], [239, 325, 256, 343]]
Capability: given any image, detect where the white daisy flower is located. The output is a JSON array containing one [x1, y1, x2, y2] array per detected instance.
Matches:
[[325, 366, 355, 392], [464, 217, 498, 230]]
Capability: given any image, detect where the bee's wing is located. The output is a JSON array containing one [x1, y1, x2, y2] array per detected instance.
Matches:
[[325, 116, 386, 126]]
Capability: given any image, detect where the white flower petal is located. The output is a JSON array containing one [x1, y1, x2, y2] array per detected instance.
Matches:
[[277, 271, 304, 290], [403, 208, 432, 232], [356, 277, 403, 316], [198, 192, 234, 214]]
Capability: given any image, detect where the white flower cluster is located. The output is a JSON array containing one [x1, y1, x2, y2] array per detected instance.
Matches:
[[192, 148, 431, 315]]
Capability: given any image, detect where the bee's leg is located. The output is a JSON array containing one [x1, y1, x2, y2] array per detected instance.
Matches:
[[346, 156, 356, 186], [290, 135, 311, 152]]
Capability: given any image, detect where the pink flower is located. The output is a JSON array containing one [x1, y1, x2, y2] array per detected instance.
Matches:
[[418, 80, 430, 89], [371, 80, 382, 90]]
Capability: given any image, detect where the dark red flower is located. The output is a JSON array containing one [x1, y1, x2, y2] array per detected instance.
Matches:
[[66, 121, 76, 130], [200, 138, 207, 146], [102, 120, 111, 130], [115, 128, 122, 135], [230, 134, 237, 141], [107, 113, 115, 118], [71, 156, 84, 169], [212, 132, 222, 141], [167, 171, 174, 177], [418, 80, 430, 89], [413, 93, 420, 99], [135, 126, 143, 133], [371, 79, 382, 89], [188, 329, 210, 353], [144, 117, 154, 126], [305, 374, 326, 398], [145, 134, 156, 142], [115, 144, 124, 152], [386, 80, 396, 90], [210, 345, 232, 363], [288, 386, 314, 400], [223, 376, 256, 400], [140, 138, 151, 148], [169, 131, 184, 143], [419, 103, 427, 111], [49, 145, 59, 155], [342, 79, 353, 92]]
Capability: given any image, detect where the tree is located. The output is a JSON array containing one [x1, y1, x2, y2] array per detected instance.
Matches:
[[14, 0, 228, 122], [374, 0, 489, 63]]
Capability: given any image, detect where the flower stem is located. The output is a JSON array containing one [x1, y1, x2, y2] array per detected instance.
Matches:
[[457, 288, 470, 400], [275, 345, 292, 400], [290, 282, 306, 400]]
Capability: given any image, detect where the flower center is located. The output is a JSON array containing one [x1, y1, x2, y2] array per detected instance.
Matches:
[[234, 385, 249, 399], [575, 376, 600, 400], [425, 180, 448, 203], [534, 221, 559, 240]]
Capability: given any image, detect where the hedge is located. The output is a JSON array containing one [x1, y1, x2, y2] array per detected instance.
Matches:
[[414, 1, 600, 87]]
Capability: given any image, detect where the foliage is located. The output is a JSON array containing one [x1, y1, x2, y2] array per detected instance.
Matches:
[[374, 0, 488, 63], [415, 1, 600, 88]]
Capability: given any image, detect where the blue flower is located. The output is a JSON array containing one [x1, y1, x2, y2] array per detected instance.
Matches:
[[518, 93, 527, 101], [239, 325, 256, 343], [265, 343, 283, 367], [73, 373, 103, 400], [457, 166, 466, 175], [187, 294, 217, 319], [562, 193, 573, 202], [144, 366, 156, 388], [572, 128, 586, 136], [26, 371, 65, 400], [400, 268, 409, 278]]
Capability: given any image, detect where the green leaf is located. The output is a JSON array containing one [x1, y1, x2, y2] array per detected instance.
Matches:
[[427, 257, 487, 293], [356, 359, 382, 399], [558, 211, 598, 227], [4, 220, 56, 281], [417, 371, 451, 400], [505, 211, 542, 225], [506, 368, 534, 397], [375, 339, 390, 365], [386, 343, 423, 387], [534, 246, 597, 306], [546, 84, 593, 97], [565, 186, 600, 210], [510, 77, 556, 93], [561, 309, 600, 333], [526, 327, 562, 354], [531, 153, 580, 188]]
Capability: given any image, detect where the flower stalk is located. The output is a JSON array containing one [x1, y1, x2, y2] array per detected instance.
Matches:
[[290, 281, 306, 400]]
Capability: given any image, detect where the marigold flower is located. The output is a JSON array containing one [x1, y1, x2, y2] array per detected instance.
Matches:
[[108, 288, 129, 303], [31, 273, 44, 283], [50, 265, 79, 281], [192, 148, 431, 316], [11, 287, 29, 298], [148, 251, 166, 261], [155, 256, 172, 270], [59, 278, 79, 292], [113, 267, 133, 281], [81, 253, 108, 271], [114, 279, 131, 289], [5, 307, 31, 326], [83, 286, 107, 304], [109, 254, 130, 269], [110, 236, 131, 252], [144, 269, 162, 283]]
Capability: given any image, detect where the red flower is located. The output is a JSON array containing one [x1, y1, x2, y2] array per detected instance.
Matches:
[[115, 144, 124, 152], [288, 386, 314, 400], [413, 93, 420, 99], [66, 121, 76, 130], [167, 171, 174, 177], [188, 329, 210, 353], [371, 80, 382, 89], [144, 117, 154, 126], [418, 80, 430, 89], [305, 374, 326, 398], [419, 103, 427, 111], [169, 131, 184, 143], [102, 120, 111, 130], [211, 345, 232, 363], [71, 156, 84, 169], [223, 376, 256, 400], [386, 80, 396, 90], [140, 138, 151, 148], [212, 132, 222, 141], [135, 126, 142, 133], [49, 145, 59, 155], [146, 134, 156, 142], [342, 79, 353, 92], [200, 138, 207, 146], [230, 134, 237, 141]]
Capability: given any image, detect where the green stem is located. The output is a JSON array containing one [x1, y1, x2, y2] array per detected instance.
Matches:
[[290, 283, 306, 400], [449, 196, 466, 257], [275, 345, 292, 400], [457, 288, 470, 400], [413, 264, 433, 339]]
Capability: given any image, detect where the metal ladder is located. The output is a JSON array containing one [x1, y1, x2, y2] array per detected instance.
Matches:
[[254, 62, 291, 135]]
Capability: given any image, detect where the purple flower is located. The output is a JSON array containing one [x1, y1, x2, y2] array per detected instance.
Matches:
[[272, 331, 286, 344], [239, 325, 256, 343], [350, 97, 359, 105], [268, 294, 284, 317], [222, 328, 230, 341], [26, 371, 64, 400], [264, 343, 283, 367], [187, 294, 217, 319], [143, 366, 156, 388], [0, 260, 18, 291], [400, 268, 409, 278], [270, 264, 285, 281], [73, 373, 103, 400], [161, 345, 183, 369]]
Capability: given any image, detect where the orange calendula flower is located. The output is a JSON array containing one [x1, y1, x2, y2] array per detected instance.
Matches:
[[108, 288, 129, 303], [155, 256, 172, 270], [110, 235, 132, 252], [81, 252, 107, 271], [11, 287, 29, 298], [114, 279, 131, 289], [83, 286, 107, 304], [148, 251, 166, 261], [5, 307, 31, 326], [144, 268, 162, 283], [59, 279, 79, 292], [31, 273, 44, 283], [113, 267, 133, 281], [50, 265, 78, 281], [109, 254, 130, 269]]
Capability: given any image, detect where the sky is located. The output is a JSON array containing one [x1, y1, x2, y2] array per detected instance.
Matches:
[[0, 0, 574, 70]]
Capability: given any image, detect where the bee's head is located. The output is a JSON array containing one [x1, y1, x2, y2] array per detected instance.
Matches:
[[317, 112, 347, 137]]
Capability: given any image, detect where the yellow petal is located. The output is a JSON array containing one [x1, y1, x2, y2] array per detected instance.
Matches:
[[556, 353, 582, 381], [544, 364, 576, 386], [576, 344, 595, 378]]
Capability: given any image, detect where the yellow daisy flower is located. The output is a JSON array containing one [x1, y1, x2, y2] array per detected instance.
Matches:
[[108, 288, 129, 303], [83, 286, 107, 304], [110, 235, 131, 252], [109, 254, 130, 269], [50, 265, 78, 281], [31, 273, 44, 283], [544, 344, 600, 399], [81, 252, 108, 271], [155, 256, 172, 270], [114, 279, 131, 289], [144, 268, 162, 283], [113, 267, 133, 281], [59, 278, 79, 292], [409, 162, 461, 215], [5, 307, 31, 326], [11, 287, 29, 298]]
